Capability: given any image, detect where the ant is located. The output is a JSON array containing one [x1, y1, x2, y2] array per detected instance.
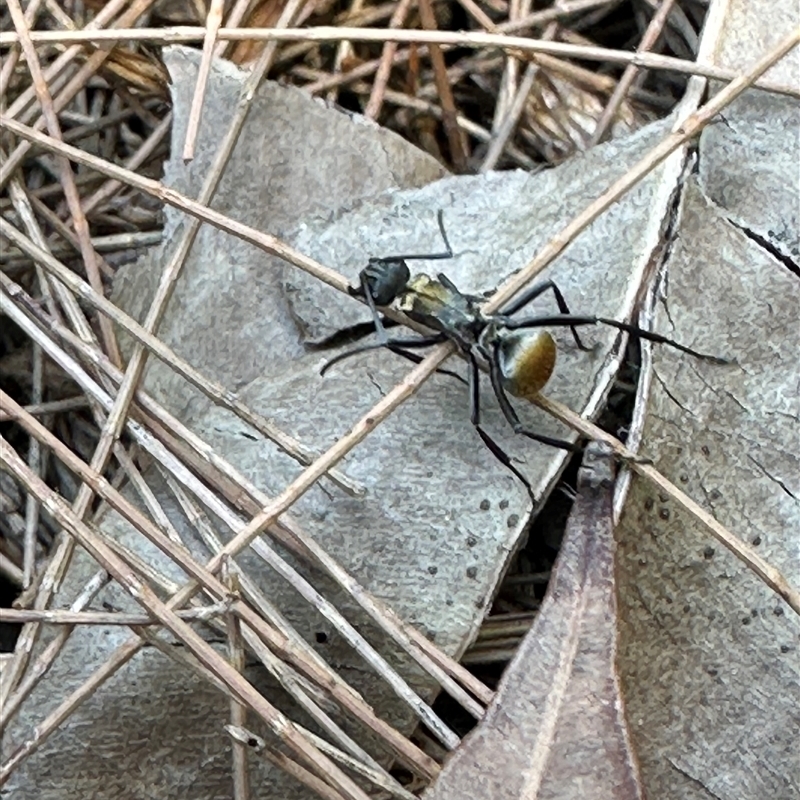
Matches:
[[322, 211, 726, 499]]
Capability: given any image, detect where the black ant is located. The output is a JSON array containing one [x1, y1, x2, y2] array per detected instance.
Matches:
[[322, 211, 726, 498]]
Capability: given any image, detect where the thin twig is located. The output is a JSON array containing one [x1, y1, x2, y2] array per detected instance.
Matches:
[[183, 0, 225, 162], [3, 25, 797, 99], [22, 343, 43, 588], [418, 0, 468, 170], [0, 554, 24, 588], [363, 0, 415, 119], [80, 113, 173, 217], [223, 564, 251, 800], [589, 0, 679, 145], [227, 724, 418, 800], [213, 0, 255, 59], [225, 725, 348, 800], [0, 604, 231, 626], [480, 22, 557, 171], [533, 395, 800, 615]]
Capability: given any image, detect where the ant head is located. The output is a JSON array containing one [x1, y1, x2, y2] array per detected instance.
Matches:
[[362, 258, 411, 306], [495, 329, 557, 400]]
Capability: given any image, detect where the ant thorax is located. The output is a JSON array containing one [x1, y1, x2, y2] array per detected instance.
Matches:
[[491, 327, 557, 400], [398, 274, 484, 343]]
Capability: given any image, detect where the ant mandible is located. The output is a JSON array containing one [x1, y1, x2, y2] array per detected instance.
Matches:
[[322, 211, 726, 499]]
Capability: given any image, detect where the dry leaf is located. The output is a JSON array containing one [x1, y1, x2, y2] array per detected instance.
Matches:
[[425, 444, 646, 800], [4, 48, 692, 799], [613, 3, 800, 797]]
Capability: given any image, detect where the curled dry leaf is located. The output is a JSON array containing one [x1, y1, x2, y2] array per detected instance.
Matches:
[[90, 45, 170, 97]]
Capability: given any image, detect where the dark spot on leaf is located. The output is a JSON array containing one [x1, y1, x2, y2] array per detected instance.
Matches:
[[499, 499, 509, 509], [780, 644, 792, 654], [644, 497, 654, 511], [466, 566, 478, 579], [428, 565, 438, 575], [315, 631, 328, 644], [701, 445, 711, 457], [742, 617, 751, 625], [774, 606, 785, 616], [659, 507, 670, 521], [466, 535, 477, 548], [703, 546, 715, 560], [479, 499, 490, 511], [752, 534, 762, 546], [506, 514, 519, 528]]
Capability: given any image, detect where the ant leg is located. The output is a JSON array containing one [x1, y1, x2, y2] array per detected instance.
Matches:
[[465, 352, 536, 499], [358, 271, 392, 344], [498, 280, 592, 351], [501, 314, 729, 363], [387, 343, 467, 385], [320, 333, 447, 376], [369, 210, 454, 263], [488, 343, 583, 452]]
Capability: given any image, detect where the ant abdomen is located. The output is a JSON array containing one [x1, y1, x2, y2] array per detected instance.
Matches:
[[495, 330, 558, 400]]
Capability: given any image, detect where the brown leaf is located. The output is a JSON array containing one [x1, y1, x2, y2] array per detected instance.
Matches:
[[425, 444, 645, 800]]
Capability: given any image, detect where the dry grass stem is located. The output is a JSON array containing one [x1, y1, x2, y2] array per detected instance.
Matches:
[[0, 441, 375, 800], [225, 726, 350, 800], [223, 565, 251, 800], [418, 0, 468, 169], [228, 723, 418, 800], [0, 389, 441, 781], [0, 605, 230, 626], [2, 26, 797, 100], [480, 22, 557, 172], [588, 0, 679, 145], [363, 0, 414, 119], [183, 0, 226, 162]]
